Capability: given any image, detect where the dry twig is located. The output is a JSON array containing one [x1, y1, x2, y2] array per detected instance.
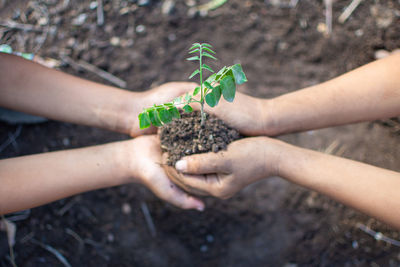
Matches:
[[1, 216, 17, 267], [66, 228, 84, 252], [61, 55, 127, 88], [0, 125, 22, 153], [0, 20, 43, 32], [31, 239, 72, 267], [57, 198, 78, 216], [97, 0, 104, 26], [49, 0, 70, 15], [338, 0, 363, 24], [324, 0, 333, 35], [141, 201, 157, 237], [356, 223, 400, 247]]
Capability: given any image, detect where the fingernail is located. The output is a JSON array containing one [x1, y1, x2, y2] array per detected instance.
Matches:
[[175, 160, 187, 172]]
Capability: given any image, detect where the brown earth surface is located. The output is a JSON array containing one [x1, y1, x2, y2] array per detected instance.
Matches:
[[1, 0, 400, 266]]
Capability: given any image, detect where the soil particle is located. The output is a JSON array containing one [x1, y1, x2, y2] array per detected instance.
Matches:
[[160, 111, 241, 166]]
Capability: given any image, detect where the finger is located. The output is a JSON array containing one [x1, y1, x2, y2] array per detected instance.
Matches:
[[157, 180, 205, 211], [173, 172, 219, 196], [130, 125, 157, 138], [175, 152, 231, 175], [163, 164, 210, 196]]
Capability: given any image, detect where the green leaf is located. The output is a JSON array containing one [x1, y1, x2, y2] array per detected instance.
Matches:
[[189, 69, 200, 79], [138, 112, 151, 129], [193, 86, 200, 96], [205, 86, 222, 108], [185, 92, 192, 101], [213, 85, 222, 104], [189, 49, 200, 54], [187, 56, 200, 61], [173, 96, 182, 104], [201, 43, 213, 48], [202, 64, 214, 73], [231, 64, 247, 85], [205, 92, 216, 107], [148, 109, 163, 127], [189, 43, 201, 50], [164, 103, 174, 108], [204, 81, 214, 89], [215, 66, 227, 80], [203, 52, 217, 60], [220, 76, 236, 102], [169, 107, 181, 119], [206, 73, 217, 83], [158, 108, 172, 124], [182, 104, 193, 113], [202, 47, 215, 54]]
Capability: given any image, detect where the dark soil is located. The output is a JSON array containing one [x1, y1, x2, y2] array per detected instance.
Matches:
[[160, 111, 241, 166], [1, 0, 400, 266]]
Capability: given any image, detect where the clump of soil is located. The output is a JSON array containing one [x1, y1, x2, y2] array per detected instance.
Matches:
[[160, 111, 241, 166]]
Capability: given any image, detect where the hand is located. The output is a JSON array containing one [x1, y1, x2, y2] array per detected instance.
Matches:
[[129, 82, 198, 137], [163, 137, 281, 199], [194, 91, 272, 136], [126, 135, 205, 210]]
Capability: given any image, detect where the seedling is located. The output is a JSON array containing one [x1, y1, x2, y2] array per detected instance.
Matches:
[[138, 42, 247, 129]]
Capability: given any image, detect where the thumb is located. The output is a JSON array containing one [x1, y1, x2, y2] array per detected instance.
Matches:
[[175, 151, 231, 175]]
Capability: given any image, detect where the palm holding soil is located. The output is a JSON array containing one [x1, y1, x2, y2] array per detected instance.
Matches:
[[130, 135, 204, 211], [163, 53, 400, 229], [165, 137, 281, 199]]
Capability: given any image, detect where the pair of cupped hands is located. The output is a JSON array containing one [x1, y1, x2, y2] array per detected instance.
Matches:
[[132, 82, 279, 211]]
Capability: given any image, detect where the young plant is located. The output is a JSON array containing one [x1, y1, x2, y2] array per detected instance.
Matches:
[[138, 42, 247, 129]]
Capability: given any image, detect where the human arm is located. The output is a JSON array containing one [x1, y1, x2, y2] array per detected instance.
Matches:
[[0, 53, 196, 136], [169, 137, 400, 229], [201, 53, 400, 135], [0, 135, 204, 215]]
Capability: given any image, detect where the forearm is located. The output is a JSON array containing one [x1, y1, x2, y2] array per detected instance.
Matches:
[[0, 53, 140, 134], [0, 141, 133, 214], [265, 53, 400, 135], [276, 141, 400, 228]]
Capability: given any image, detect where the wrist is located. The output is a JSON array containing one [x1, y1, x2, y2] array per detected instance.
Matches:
[[259, 137, 289, 178], [259, 98, 280, 136], [117, 91, 143, 136], [111, 140, 141, 185]]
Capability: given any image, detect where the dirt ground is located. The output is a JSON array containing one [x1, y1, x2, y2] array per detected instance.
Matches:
[[1, 0, 400, 266]]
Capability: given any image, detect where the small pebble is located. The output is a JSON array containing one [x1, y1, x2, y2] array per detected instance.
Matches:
[[66, 37, 76, 47], [136, 25, 146, 33], [162, 0, 175, 15], [62, 137, 70, 147], [168, 33, 176, 42], [352, 240, 359, 249], [122, 203, 132, 214], [38, 17, 48, 26], [206, 234, 214, 243], [299, 18, 307, 29], [138, 0, 150, 6], [374, 49, 390, 60], [72, 13, 87, 26], [107, 233, 115, 242], [110, 36, 120, 46], [89, 1, 98, 9], [354, 29, 363, 37], [200, 244, 208, 252]]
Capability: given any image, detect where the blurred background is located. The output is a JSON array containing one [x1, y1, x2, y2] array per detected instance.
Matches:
[[1, 0, 400, 266]]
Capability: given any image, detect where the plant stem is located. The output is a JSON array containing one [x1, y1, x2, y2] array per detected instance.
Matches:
[[199, 45, 205, 125]]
